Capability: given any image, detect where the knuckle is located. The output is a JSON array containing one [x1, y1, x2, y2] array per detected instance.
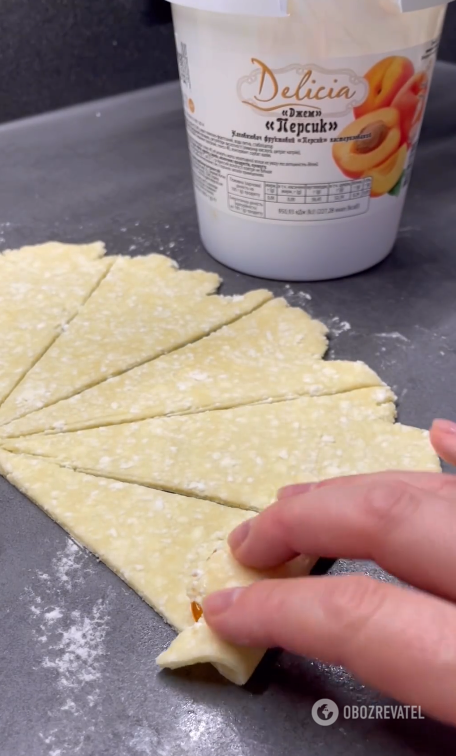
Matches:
[[263, 579, 289, 617], [247, 580, 289, 643], [360, 481, 420, 538]]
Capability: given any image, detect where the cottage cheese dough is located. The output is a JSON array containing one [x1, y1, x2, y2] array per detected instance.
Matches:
[[0, 450, 252, 631], [0, 241, 111, 407], [157, 547, 317, 685], [0, 450, 315, 684], [0, 255, 271, 426], [0, 247, 443, 688], [4, 388, 403, 510], [0, 299, 379, 439], [0, 240, 106, 267]]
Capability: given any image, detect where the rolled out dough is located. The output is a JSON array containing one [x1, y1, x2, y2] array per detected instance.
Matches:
[[0, 247, 442, 687], [0, 299, 377, 439], [0, 241, 111, 407], [0, 450, 252, 632], [0, 255, 272, 426], [0, 450, 317, 684], [4, 388, 405, 510]]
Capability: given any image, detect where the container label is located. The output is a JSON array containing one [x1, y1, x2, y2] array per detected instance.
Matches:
[[176, 36, 439, 224]]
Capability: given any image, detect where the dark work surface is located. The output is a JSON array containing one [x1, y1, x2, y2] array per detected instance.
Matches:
[[0, 62, 456, 756], [0, 0, 455, 123], [440, 0, 456, 60], [0, 0, 178, 124]]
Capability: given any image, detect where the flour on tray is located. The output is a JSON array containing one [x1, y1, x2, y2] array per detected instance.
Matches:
[[23, 537, 112, 755], [327, 316, 352, 337]]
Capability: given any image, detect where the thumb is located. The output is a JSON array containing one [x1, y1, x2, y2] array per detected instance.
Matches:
[[203, 575, 456, 725]]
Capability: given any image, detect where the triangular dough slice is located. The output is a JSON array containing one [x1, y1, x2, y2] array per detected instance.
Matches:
[[0, 450, 252, 632], [157, 547, 317, 685], [0, 255, 272, 426], [4, 388, 400, 510], [0, 451, 315, 684], [0, 241, 111, 406], [317, 421, 440, 479], [0, 299, 376, 439], [0, 240, 106, 267]]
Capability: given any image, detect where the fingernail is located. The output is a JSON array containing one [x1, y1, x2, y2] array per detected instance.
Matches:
[[228, 519, 251, 551], [203, 588, 244, 616], [277, 483, 315, 499], [433, 419, 456, 435]]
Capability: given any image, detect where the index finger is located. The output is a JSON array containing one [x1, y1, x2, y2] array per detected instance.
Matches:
[[228, 479, 456, 601], [431, 419, 456, 466], [278, 470, 456, 501]]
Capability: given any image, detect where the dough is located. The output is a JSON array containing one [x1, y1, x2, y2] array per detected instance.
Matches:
[[317, 421, 441, 478], [4, 388, 405, 511], [0, 241, 111, 407], [157, 547, 317, 685], [0, 450, 252, 632], [0, 255, 271, 426], [0, 299, 380, 439], [0, 246, 442, 687], [0, 240, 106, 267], [0, 450, 316, 684]]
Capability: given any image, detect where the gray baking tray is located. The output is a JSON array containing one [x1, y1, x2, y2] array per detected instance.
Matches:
[[0, 62, 455, 756]]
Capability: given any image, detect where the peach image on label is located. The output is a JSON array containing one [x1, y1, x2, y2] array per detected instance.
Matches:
[[188, 98, 195, 113], [333, 108, 407, 197], [392, 71, 428, 146], [366, 143, 407, 197], [354, 56, 415, 119]]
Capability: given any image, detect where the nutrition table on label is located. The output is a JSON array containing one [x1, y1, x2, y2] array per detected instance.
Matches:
[[227, 175, 372, 222]]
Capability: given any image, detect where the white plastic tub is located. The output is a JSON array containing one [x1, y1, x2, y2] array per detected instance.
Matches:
[[169, 0, 448, 280]]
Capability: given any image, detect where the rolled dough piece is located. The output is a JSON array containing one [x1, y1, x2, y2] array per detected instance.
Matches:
[[0, 255, 272, 426], [4, 388, 401, 510], [0, 450, 252, 632], [157, 547, 317, 685], [0, 241, 111, 407], [0, 299, 381, 439]]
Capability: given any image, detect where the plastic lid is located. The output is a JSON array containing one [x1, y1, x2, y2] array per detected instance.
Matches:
[[166, 0, 288, 16], [167, 0, 451, 13], [397, 0, 451, 9]]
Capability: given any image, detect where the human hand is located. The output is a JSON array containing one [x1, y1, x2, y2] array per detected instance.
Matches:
[[203, 419, 456, 725]]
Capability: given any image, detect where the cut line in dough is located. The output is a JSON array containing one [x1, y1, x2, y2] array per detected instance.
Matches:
[[3, 388, 413, 511], [0, 241, 112, 408], [0, 255, 272, 426], [0, 299, 375, 440], [0, 246, 442, 687], [0, 450, 317, 685], [0, 450, 252, 633]]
